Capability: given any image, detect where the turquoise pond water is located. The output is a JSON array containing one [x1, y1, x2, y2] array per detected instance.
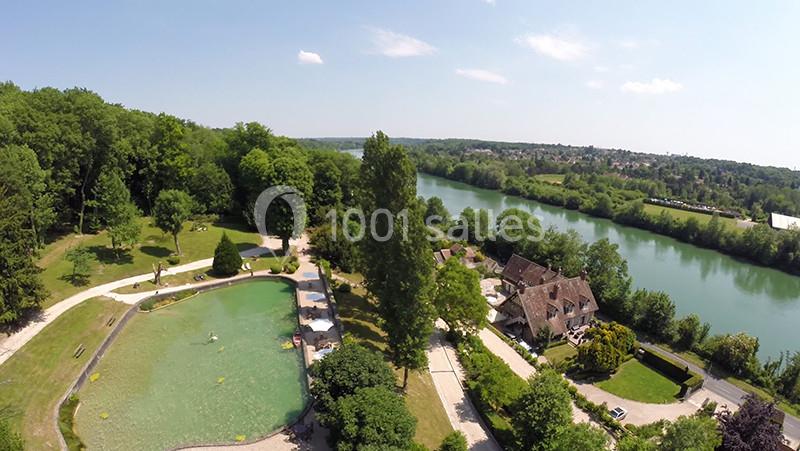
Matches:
[[74, 279, 308, 450]]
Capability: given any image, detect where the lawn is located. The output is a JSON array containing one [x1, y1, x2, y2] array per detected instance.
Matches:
[[595, 359, 681, 404], [0, 297, 130, 450], [111, 255, 283, 294], [543, 343, 577, 366], [333, 285, 453, 449], [38, 218, 261, 307], [643, 204, 740, 231], [534, 173, 565, 185]]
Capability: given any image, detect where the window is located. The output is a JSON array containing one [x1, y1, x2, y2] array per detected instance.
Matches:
[[547, 309, 556, 320]]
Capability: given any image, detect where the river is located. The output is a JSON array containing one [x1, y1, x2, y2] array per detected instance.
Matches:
[[342, 149, 800, 359], [416, 172, 800, 359]]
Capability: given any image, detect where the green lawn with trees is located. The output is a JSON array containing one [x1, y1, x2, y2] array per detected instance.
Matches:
[[642, 203, 739, 231], [37, 218, 260, 307], [595, 359, 682, 404], [0, 297, 129, 450]]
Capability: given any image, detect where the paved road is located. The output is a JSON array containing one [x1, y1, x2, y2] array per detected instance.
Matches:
[[428, 324, 501, 451], [639, 342, 800, 446]]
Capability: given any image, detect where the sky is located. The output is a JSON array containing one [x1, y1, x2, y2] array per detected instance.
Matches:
[[2, 1, 799, 169]]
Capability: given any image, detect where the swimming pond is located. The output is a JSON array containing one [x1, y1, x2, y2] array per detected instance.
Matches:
[[74, 279, 307, 450]]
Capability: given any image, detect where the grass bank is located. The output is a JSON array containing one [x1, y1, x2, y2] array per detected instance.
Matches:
[[0, 297, 130, 450]]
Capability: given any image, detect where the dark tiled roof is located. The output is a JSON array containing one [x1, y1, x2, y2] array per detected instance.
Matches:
[[510, 277, 599, 336], [501, 254, 563, 286]]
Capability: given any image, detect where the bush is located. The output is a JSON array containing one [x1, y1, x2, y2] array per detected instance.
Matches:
[[337, 283, 352, 293], [166, 255, 181, 265], [437, 431, 468, 451], [284, 262, 298, 274], [270, 263, 282, 274], [0, 419, 24, 451], [211, 232, 242, 276], [58, 395, 85, 451]]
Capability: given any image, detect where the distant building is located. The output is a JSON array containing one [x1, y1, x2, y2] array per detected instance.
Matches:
[[769, 213, 800, 231], [433, 243, 478, 267], [500, 254, 563, 294]]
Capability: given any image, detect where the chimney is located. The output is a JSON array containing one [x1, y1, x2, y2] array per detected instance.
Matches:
[[580, 268, 588, 281], [552, 283, 560, 299], [557, 267, 562, 276], [519, 285, 526, 294]]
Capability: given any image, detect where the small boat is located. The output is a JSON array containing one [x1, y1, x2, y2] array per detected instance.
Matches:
[[292, 331, 302, 347]]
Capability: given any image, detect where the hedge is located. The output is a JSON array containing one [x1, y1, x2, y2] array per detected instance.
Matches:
[[638, 347, 703, 397]]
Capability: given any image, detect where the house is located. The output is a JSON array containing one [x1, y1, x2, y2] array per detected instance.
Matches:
[[494, 275, 599, 343], [769, 213, 800, 231], [433, 243, 479, 267], [500, 254, 563, 294]]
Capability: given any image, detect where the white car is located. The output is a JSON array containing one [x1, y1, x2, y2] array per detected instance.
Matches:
[[609, 406, 628, 421], [515, 339, 538, 358]]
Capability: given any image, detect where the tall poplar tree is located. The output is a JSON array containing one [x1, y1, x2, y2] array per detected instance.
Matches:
[[358, 131, 435, 389]]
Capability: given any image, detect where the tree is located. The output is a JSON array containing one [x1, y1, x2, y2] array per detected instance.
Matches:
[[425, 196, 450, 228], [777, 351, 800, 403], [190, 163, 233, 214], [708, 333, 759, 376], [211, 233, 242, 276], [584, 238, 632, 320], [464, 349, 527, 410], [329, 386, 416, 451], [0, 187, 48, 324], [433, 258, 488, 335], [263, 152, 314, 252], [0, 419, 24, 451], [308, 157, 342, 222], [536, 228, 587, 277], [153, 189, 193, 255], [493, 208, 542, 260], [512, 369, 573, 450], [660, 415, 721, 451], [358, 131, 435, 389], [308, 344, 396, 422], [616, 435, 657, 451], [91, 172, 141, 254], [674, 314, 707, 350], [717, 394, 783, 451], [551, 423, 608, 451], [65, 245, 93, 284], [0, 144, 55, 247], [577, 322, 636, 373], [437, 431, 468, 451], [633, 289, 676, 341]]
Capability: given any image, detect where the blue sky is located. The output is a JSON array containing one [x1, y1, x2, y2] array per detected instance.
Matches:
[[2, 1, 799, 168]]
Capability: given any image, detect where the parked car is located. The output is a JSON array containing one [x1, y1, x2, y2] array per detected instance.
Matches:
[[503, 330, 517, 340], [609, 406, 627, 421]]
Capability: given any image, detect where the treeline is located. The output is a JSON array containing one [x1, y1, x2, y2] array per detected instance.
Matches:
[[0, 82, 361, 323], [412, 150, 800, 276], [409, 138, 800, 219]]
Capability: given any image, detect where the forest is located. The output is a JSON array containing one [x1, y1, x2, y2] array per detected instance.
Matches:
[[0, 82, 360, 325]]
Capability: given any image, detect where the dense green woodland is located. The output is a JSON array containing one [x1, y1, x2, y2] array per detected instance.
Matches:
[[0, 82, 360, 324], [405, 140, 800, 275]]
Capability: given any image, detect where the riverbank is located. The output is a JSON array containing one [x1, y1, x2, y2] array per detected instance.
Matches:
[[416, 172, 800, 361]]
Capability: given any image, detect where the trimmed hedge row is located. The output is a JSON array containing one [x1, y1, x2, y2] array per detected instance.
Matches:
[[638, 347, 703, 397]]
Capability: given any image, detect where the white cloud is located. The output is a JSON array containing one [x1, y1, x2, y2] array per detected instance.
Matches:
[[297, 50, 323, 65], [585, 80, 604, 89], [370, 28, 436, 58], [516, 33, 587, 61], [455, 68, 508, 84], [621, 78, 683, 94]]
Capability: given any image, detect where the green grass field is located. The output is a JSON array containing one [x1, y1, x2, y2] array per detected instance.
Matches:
[[333, 284, 453, 448], [543, 343, 577, 366], [38, 218, 260, 307], [0, 297, 130, 450], [595, 359, 681, 404], [643, 204, 740, 231], [534, 174, 566, 185]]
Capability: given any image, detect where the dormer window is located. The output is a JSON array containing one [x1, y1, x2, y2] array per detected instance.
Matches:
[[546, 308, 556, 320]]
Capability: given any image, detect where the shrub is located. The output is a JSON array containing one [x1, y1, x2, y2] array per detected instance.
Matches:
[[437, 431, 468, 451], [211, 232, 242, 276], [337, 283, 352, 293], [284, 262, 298, 274], [166, 255, 181, 265], [269, 263, 282, 274]]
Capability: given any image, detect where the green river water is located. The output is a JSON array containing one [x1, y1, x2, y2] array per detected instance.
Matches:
[[74, 279, 307, 450], [415, 172, 800, 359]]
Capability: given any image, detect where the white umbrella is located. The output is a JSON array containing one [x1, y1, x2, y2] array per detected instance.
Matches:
[[313, 347, 335, 360], [307, 318, 334, 332]]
